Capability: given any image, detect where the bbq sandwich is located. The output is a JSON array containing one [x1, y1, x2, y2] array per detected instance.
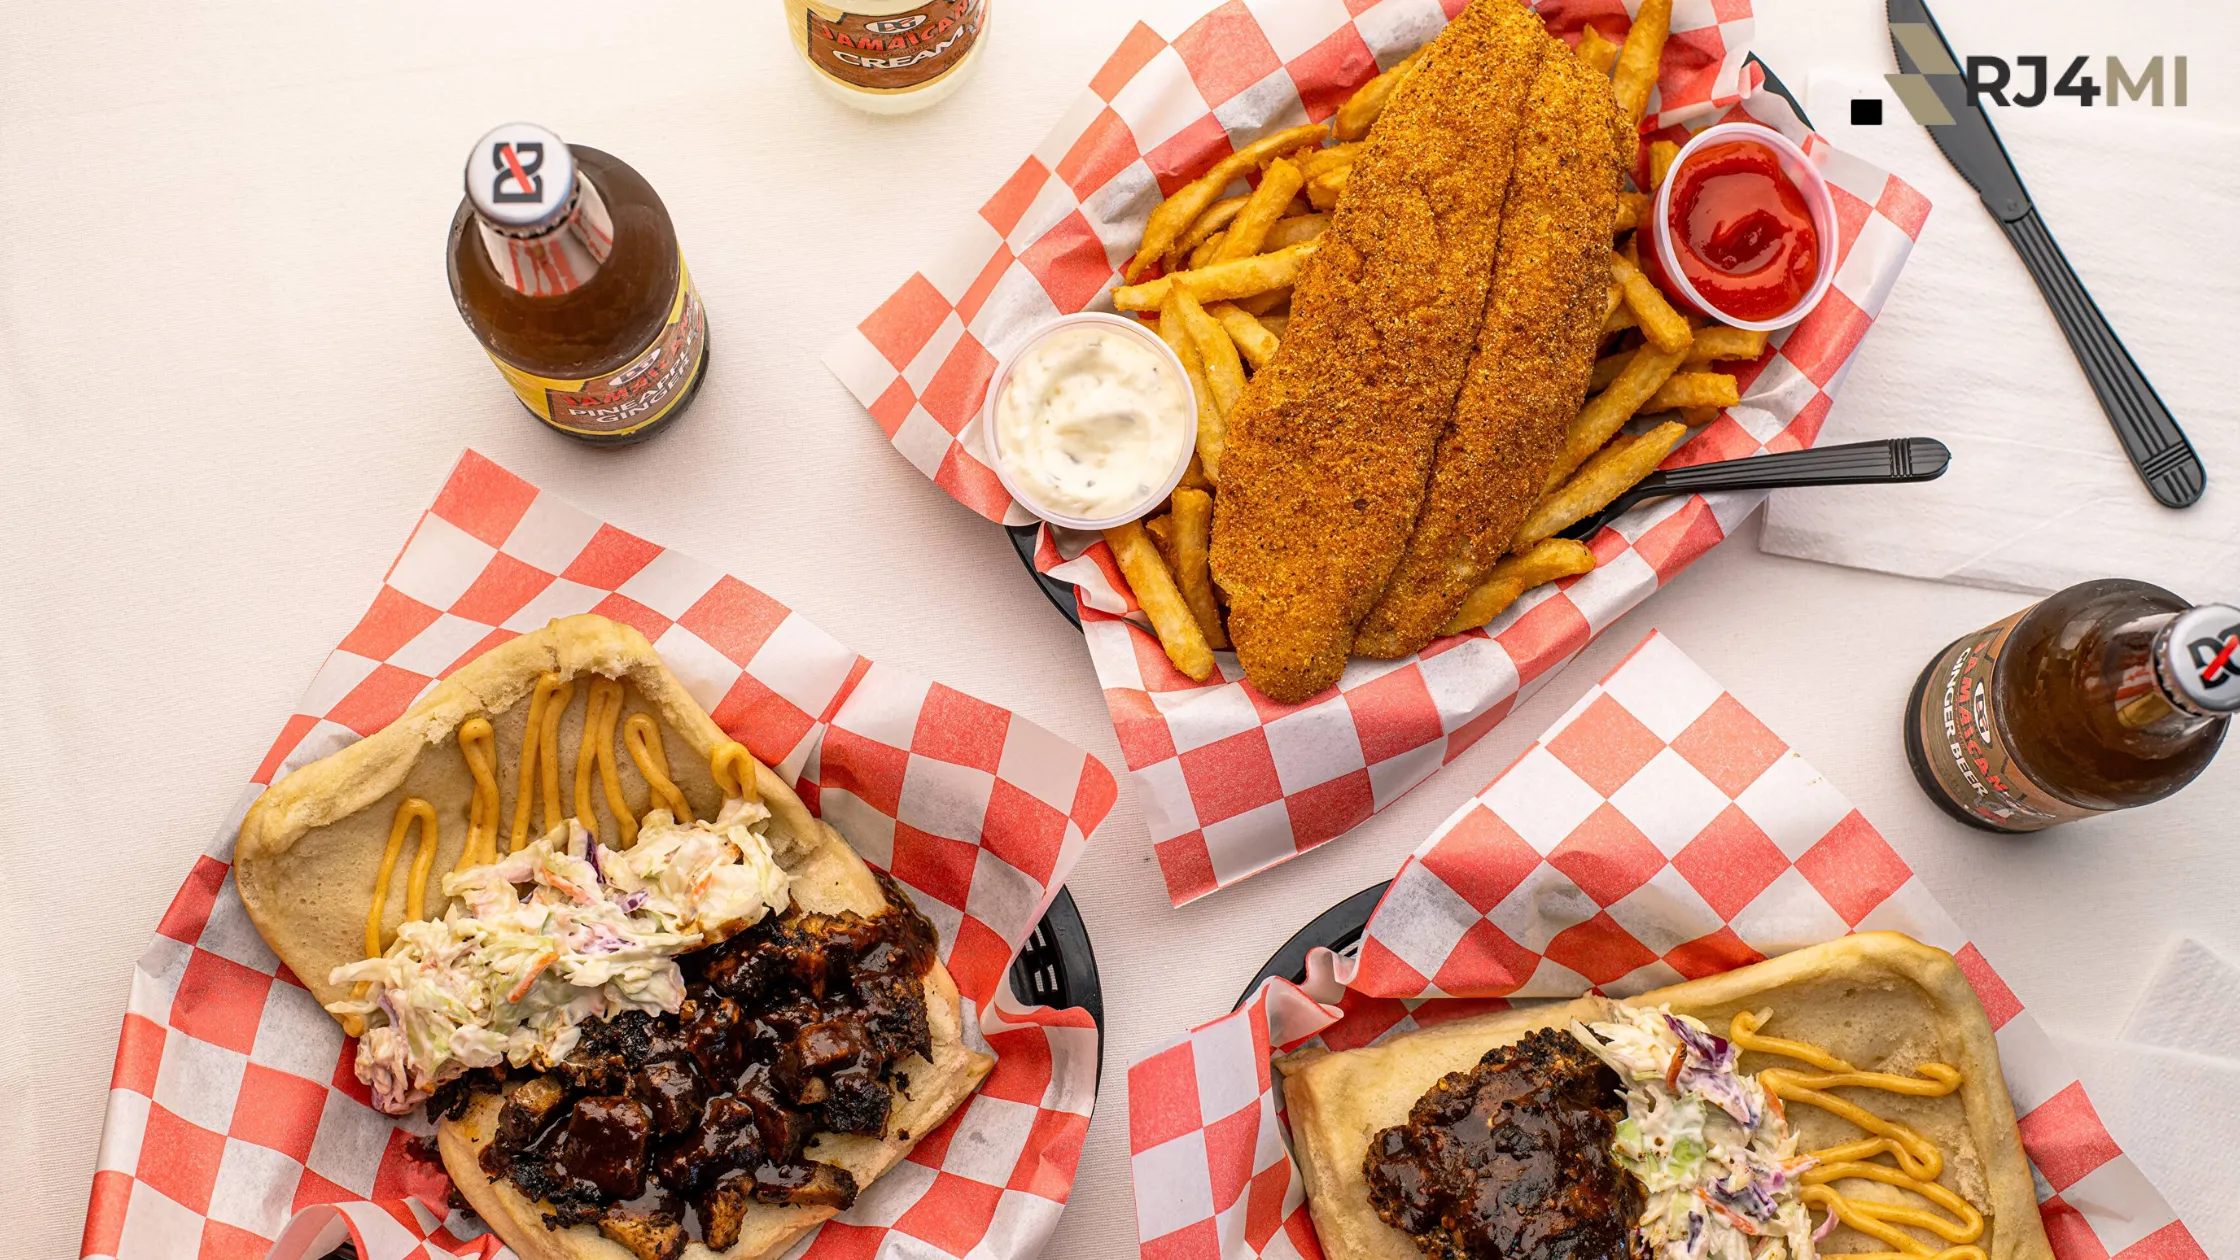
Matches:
[[236, 614, 992, 1260], [1279, 934, 2052, 1260]]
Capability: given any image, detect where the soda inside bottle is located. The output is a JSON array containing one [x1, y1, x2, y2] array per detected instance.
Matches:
[[1906, 579, 2238, 832], [447, 124, 709, 444]]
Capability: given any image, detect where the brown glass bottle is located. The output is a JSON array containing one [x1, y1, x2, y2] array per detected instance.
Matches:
[[448, 124, 709, 444], [1905, 579, 2238, 832]]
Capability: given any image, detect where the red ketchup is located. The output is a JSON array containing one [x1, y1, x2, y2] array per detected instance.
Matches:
[[1649, 137, 1820, 324]]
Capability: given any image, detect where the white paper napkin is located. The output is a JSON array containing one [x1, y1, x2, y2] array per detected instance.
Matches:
[[2050, 936, 2240, 1260], [2121, 936, 2240, 1058], [1756, 61, 2240, 595], [2051, 1036, 2237, 1259]]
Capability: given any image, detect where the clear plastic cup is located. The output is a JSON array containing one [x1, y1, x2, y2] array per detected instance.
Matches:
[[1645, 122, 1838, 333], [981, 313, 1199, 531]]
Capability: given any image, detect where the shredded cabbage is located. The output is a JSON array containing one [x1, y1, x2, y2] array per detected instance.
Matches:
[[1571, 1005, 1818, 1260], [328, 797, 789, 1114]]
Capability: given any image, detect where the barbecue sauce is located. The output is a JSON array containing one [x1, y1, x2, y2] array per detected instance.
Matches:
[[1905, 579, 2238, 832]]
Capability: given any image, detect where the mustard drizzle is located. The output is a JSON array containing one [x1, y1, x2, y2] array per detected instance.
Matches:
[[1728, 1011, 1987, 1260]]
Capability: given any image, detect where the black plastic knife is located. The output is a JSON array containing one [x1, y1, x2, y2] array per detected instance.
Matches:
[[1886, 0, 2204, 508], [1560, 438, 1951, 540]]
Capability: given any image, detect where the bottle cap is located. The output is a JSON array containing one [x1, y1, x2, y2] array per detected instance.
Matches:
[[2160, 604, 2240, 715], [465, 123, 576, 233]]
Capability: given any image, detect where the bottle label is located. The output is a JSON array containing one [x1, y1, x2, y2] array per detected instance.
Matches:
[[488, 259, 706, 439], [1913, 610, 2102, 832], [802, 0, 986, 92]]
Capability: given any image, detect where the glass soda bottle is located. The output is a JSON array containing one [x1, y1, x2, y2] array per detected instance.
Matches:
[[1905, 579, 2239, 832], [447, 123, 709, 444]]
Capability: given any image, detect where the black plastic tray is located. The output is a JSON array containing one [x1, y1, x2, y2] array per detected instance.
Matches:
[[1003, 57, 1811, 635], [1234, 880, 1390, 1010]]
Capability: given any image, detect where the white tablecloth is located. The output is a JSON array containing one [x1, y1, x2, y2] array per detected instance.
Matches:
[[2, 2, 2232, 1257]]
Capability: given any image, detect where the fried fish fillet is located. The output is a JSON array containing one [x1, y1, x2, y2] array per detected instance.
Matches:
[[1352, 50, 1629, 658], [1208, 0, 1555, 703]]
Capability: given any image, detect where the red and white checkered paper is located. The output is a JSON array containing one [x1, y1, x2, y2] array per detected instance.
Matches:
[[1124, 630, 2202, 1260], [824, 0, 1934, 907], [81, 451, 1113, 1260]]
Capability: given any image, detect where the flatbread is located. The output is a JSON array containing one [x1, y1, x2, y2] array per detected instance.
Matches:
[[235, 613, 994, 1260], [1278, 933, 2051, 1260]]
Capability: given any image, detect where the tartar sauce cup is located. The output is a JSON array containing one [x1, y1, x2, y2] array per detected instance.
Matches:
[[1647, 122, 1838, 334], [981, 312, 1200, 532]]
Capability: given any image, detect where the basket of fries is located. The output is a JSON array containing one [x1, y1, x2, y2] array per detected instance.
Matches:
[[827, 0, 1932, 905]]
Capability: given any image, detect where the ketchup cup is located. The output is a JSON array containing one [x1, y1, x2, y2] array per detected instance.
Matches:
[[1643, 122, 1838, 333]]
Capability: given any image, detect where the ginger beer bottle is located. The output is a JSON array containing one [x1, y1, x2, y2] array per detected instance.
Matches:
[[1905, 579, 2238, 832], [447, 124, 709, 444]]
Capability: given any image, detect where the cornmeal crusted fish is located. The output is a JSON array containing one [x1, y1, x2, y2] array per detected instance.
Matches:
[[1353, 48, 1629, 658], [1208, 0, 1554, 704]]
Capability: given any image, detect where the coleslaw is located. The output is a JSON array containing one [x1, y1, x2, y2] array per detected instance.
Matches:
[[328, 797, 791, 1114], [1570, 1005, 1819, 1260]]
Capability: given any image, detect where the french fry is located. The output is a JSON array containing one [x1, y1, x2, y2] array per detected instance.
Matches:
[[1576, 25, 1620, 75], [1145, 513, 1181, 572], [1679, 406, 1721, 426], [1298, 144, 1362, 180], [1209, 301, 1279, 370], [1649, 139, 1681, 190], [1682, 325, 1770, 367], [1158, 299, 1222, 480], [1235, 287, 1292, 316], [1215, 157, 1307, 264], [1260, 312, 1290, 337], [1112, 240, 1321, 312], [1189, 232, 1227, 270], [1179, 451, 1214, 491], [1620, 232, 1640, 266], [1264, 213, 1330, 251], [1590, 348, 1636, 392], [1123, 123, 1329, 281], [1438, 539, 1599, 636], [1546, 342, 1688, 488], [1104, 521, 1215, 681], [1602, 279, 1624, 322], [1334, 47, 1427, 141], [1515, 421, 1689, 548], [1611, 251, 1692, 354], [1176, 194, 1250, 259], [1173, 287, 1246, 424], [1612, 0, 1672, 125], [1167, 488, 1227, 649], [1307, 165, 1352, 211], [1602, 301, 1640, 335], [1614, 191, 1649, 233], [1645, 372, 1739, 411]]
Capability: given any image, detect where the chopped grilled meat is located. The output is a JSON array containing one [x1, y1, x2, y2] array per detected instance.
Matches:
[[597, 1206, 686, 1260], [776, 1018, 870, 1103], [467, 898, 937, 1248], [751, 1160, 858, 1209], [698, 1174, 754, 1250], [737, 1063, 814, 1162], [822, 1069, 894, 1135], [1365, 1029, 1642, 1260], [681, 995, 749, 1083], [558, 1097, 653, 1201], [495, 1075, 569, 1151], [630, 1058, 706, 1137], [649, 1095, 762, 1194]]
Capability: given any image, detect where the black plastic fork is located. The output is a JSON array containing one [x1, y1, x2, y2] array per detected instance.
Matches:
[[1559, 437, 1952, 540]]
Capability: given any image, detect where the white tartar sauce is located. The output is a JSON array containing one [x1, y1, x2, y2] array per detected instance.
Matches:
[[993, 322, 1193, 522]]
